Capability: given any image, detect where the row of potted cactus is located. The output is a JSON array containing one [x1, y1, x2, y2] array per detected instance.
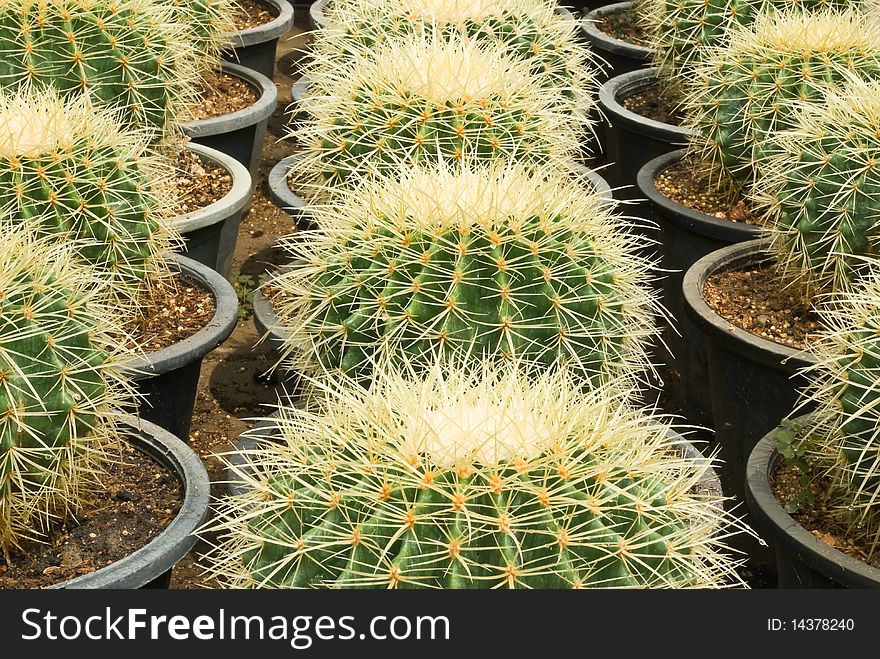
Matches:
[[210, 0, 762, 589], [0, 0, 297, 587], [10, 0, 880, 591], [585, 0, 880, 585]]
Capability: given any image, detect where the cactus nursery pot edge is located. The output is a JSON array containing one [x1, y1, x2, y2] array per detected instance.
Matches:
[[181, 61, 278, 185], [746, 418, 880, 588], [49, 415, 211, 589], [128, 254, 239, 444], [223, 0, 295, 79], [637, 148, 762, 429]]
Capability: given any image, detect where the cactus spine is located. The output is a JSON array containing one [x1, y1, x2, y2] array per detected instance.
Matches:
[[203, 360, 748, 589], [0, 0, 202, 138], [0, 89, 182, 314], [312, 0, 597, 113], [795, 272, 880, 555], [683, 8, 880, 188], [0, 229, 133, 559], [751, 79, 880, 301], [271, 162, 661, 387], [162, 0, 239, 65], [638, 0, 859, 94], [288, 34, 590, 197]]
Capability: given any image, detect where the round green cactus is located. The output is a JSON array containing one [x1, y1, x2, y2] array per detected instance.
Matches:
[[203, 360, 748, 589], [312, 0, 597, 112], [287, 33, 591, 198], [0, 228, 133, 558], [752, 79, 880, 300], [270, 162, 662, 387], [683, 8, 880, 188], [0, 89, 181, 314], [0, 0, 202, 139], [638, 0, 859, 93], [795, 272, 880, 548]]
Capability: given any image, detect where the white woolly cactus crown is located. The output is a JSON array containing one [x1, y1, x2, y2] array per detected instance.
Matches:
[[683, 7, 880, 188], [270, 160, 664, 388], [0, 88, 182, 316], [0, 227, 136, 558], [200, 359, 749, 589], [288, 32, 592, 197], [303, 30, 539, 105], [751, 77, 880, 301]]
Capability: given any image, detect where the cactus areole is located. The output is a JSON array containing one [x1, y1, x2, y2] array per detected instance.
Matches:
[[273, 164, 661, 386], [0, 0, 200, 137], [685, 8, 880, 187], [207, 363, 746, 589], [0, 231, 130, 557]]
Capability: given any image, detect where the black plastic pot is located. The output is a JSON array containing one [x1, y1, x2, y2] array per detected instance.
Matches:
[[223, 0, 295, 79], [129, 254, 239, 443], [267, 151, 613, 228], [598, 68, 695, 197], [251, 280, 309, 395], [51, 415, 210, 589], [309, 0, 327, 30], [637, 149, 762, 428], [170, 142, 253, 280], [267, 152, 311, 228], [682, 239, 817, 503], [286, 74, 311, 129], [181, 61, 278, 183], [252, 282, 288, 358], [581, 0, 615, 11], [581, 3, 653, 84], [746, 417, 880, 588]]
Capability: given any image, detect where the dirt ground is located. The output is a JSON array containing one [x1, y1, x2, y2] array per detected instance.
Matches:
[[169, 14, 311, 589]]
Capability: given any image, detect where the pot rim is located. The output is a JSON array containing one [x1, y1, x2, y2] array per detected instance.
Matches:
[[636, 148, 762, 242], [746, 416, 880, 587], [128, 254, 239, 378], [50, 414, 211, 588], [581, 2, 654, 60], [267, 153, 310, 224], [309, 0, 327, 30], [181, 62, 278, 137], [681, 238, 817, 372], [252, 281, 289, 354], [226, 0, 295, 48], [169, 142, 253, 234], [598, 68, 695, 140]]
